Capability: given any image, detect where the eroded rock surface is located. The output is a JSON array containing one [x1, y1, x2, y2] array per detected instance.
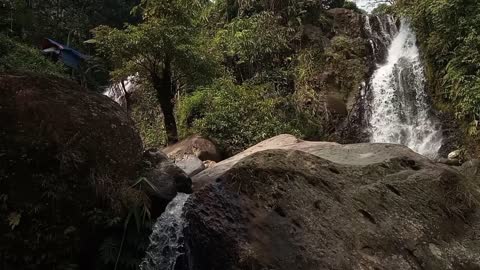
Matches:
[[163, 135, 222, 162], [182, 135, 480, 270]]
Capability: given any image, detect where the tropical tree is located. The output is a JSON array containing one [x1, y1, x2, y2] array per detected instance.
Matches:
[[93, 0, 214, 144]]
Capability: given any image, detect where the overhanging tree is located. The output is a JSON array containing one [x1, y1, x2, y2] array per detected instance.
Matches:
[[93, 0, 213, 145]]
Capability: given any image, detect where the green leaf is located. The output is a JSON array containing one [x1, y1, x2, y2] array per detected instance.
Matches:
[[8, 212, 21, 230]]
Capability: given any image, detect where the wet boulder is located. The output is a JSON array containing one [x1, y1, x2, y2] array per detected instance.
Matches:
[[182, 135, 480, 270], [142, 149, 193, 199]]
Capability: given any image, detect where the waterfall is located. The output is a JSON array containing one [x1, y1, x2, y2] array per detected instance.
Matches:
[[140, 193, 190, 270], [103, 75, 137, 108], [367, 19, 442, 158], [354, 0, 377, 13]]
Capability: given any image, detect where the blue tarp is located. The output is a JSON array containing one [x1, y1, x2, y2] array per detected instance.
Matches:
[[42, 38, 88, 69]]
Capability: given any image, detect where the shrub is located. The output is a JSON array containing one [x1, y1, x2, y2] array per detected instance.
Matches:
[[0, 34, 65, 75], [177, 78, 301, 155], [343, 1, 362, 13], [130, 86, 167, 148], [213, 11, 294, 83], [372, 3, 394, 15]]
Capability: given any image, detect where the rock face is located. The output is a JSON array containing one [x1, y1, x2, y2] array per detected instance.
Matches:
[[0, 73, 143, 178], [182, 135, 480, 270], [174, 155, 206, 177], [0, 73, 145, 269], [142, 149, 192, 201], [163, 135, 222, 162]]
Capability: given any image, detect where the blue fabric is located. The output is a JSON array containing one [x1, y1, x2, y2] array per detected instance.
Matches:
[[61, 51, 81, 69], [43, 38, 88, 69]]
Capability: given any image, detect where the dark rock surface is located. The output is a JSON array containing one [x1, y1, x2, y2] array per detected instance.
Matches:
[[0, 73, 145, 269], [182, 135, 480, 270], [142, 149, 192, 202], [458, 159, 480, 182], [0, 73, 143, 179]]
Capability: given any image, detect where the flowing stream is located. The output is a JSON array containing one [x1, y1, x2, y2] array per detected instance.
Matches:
[[140, 193, 190, 270], [103, 76, 137, 108]]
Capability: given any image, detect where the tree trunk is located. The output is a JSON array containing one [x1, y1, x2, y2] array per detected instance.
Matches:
[[151, 60, 178, 145], [120, 80, 131, 112]]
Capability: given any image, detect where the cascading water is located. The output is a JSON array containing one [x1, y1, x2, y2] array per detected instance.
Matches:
[[354, 0, 377, 12], [367, 19, 443, 158], [140, 193, 190, 270], [103, 75, 137, 108]]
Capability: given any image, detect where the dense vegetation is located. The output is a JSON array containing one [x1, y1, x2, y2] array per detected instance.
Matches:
[[91, 0, 364, 153], [4, 0, 479, 151], [0, 0, 371, 154], [0, 0, 139, 48], [398, 0, 480, 139], [0, 34, 65, 75]]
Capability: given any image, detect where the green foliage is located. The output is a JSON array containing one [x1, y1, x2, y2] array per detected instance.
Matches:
[[178, 78, 301, 155], [214, 11, 295, 83], [93, 0, 214, 85], [400, 0, 480, 122], [343, 1, 362, 13], [213, 0, 346, 21], [94, 0, 219, 144], [372, 3, 394, 15], [1, 0, 140, 49], [323, 35, 366, 95], [292, 37, 365, 140], [0, 34, 66, 75], [177, 87, 211, 138], [294, 35, 366, 105], [215, 12, 292, 65], [131, 86, 167, 148]]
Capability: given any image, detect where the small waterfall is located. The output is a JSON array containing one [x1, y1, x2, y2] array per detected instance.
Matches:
[[368, 20, 442, 158], [362, 14, 397, 63], [140, 193, 190, 270], [103, 76, 137, 108]]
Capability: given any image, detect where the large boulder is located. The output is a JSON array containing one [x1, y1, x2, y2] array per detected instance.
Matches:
[[181, 135, 480, 270], [0, 73, 145, 269], [163, 135, 222, 162]]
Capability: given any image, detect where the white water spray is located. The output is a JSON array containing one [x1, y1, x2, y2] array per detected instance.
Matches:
[[354, 0, 377, 12], [140, 193, 190, 270], [368, 20, 442, 158], [103, 75, 137, 108]]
